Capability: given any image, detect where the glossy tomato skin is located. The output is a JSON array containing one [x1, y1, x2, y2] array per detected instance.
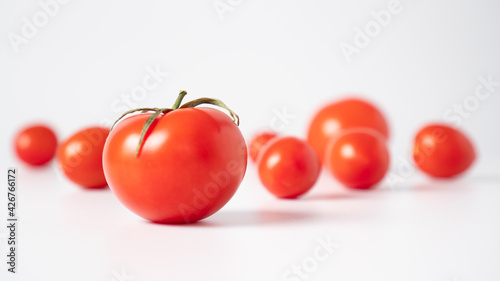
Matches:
[[413, 124, 475, 178], [248, 131, 277, 162], [325, 129, 389, 189], [14, 125, 57, 166], [57, 127, 109, 189], [103, 107, 247, 224], [257, 137, 320, 199], [308, 98, 389, 163]]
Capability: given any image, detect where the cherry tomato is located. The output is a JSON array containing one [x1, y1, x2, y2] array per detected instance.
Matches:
[[413, 124, 475, 178], [257, 136, 320, 199], [248, 131, 277, 162], [103, 93, 247, 224], [325, 129, 389, 189], [57, 127, 109, 189], [308, 98, 389, 163], [14, 124, 57, 166]]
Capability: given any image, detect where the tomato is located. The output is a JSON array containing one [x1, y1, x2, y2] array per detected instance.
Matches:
[[57, 127, 109, 189], [103, 92, 247, 224], [307, 98, 389, 163], [413, 124, 475, 178], [325, 129, 389, 189], [257, 136, 320, 199], [14, 124, 57, 166], [248, 131, 277, 162]]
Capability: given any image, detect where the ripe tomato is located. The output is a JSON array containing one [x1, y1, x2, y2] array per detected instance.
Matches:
[[103, 93, 247, 224], [14, 124, 57, 166], [257, 136, 320, 199], [413, 124, 475, 178], [248, 131, 277, 162], [308, 98, 389, 163], [325, 129, 389, 189], [57, 127, 109, 189]]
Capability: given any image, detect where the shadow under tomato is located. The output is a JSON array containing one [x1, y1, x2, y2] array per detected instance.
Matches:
[[301, 192, 361, 201], [60, 187, 115, 229], [148, 209, 316, 228]]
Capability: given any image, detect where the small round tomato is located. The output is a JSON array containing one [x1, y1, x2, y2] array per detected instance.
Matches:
[[57, 127, 109, 189], [413, 124, 475, 178], [325, 129, 389, 189], [248, 131, 277, 162], [14, 124, 57, 166], [308, 98, 389, 163], [257, 136, 320, 199], [103, 92, 247, 224]]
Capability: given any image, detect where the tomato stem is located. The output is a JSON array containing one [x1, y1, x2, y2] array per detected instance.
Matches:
[[172, 90, 187, 110], [180, 98, 240, 126], [110, 90, 240, 158], [110, 107, 161, 131], [135, 108, 172, 156]]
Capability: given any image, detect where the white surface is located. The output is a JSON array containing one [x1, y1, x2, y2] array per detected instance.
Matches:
[[1, 167, 500, 281], [1, 0, 500, 280]]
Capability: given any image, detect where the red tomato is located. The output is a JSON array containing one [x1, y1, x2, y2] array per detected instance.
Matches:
[[308, 98, 389, 163], [57, 127, 109, 189], [325, 129, 389, 189], [103, 108, 247, 224], [14, 124, 57, 166], [257, 136, 320, 199], [248, 131, 277, 162], [413, 124, 475, 178]]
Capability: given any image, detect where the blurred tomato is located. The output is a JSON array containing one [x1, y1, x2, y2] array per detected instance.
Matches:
[[248, 131, 277, 162], [258, 136, 320, 198], [57, 127, 109, 189], [325, 129, 389, 189], [308, 98, 389, 163], [413, 124, 475, 178], [14, 124, 57, 166]]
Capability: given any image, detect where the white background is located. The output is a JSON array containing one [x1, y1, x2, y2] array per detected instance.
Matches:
[[1, 0, 500, 280]]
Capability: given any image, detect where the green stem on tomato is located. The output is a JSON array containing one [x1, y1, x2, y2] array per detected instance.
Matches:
[[135, 108, 172, 156], [110, 90, 240, 158], [172, 90, 187, 110], [180, 97, 240, 126], [110, 107, 160, 131]]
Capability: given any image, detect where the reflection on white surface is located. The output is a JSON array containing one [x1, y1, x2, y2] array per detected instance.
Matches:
[[2, 163, 500, 281]]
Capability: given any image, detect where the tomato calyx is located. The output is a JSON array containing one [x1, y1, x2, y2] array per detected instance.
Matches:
[[110, 90, 240, 156]]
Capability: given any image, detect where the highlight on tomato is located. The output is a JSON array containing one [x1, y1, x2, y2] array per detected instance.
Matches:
[[248, 131, 277, 162], [325, 128, 389, 190], [257, 136, 320, 199], [308, 97, 389, 163], [14, 124, 58, 166], [413, 124, 475, 178], [103, 91, 247, 224], [57, 127, 109, 189]]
